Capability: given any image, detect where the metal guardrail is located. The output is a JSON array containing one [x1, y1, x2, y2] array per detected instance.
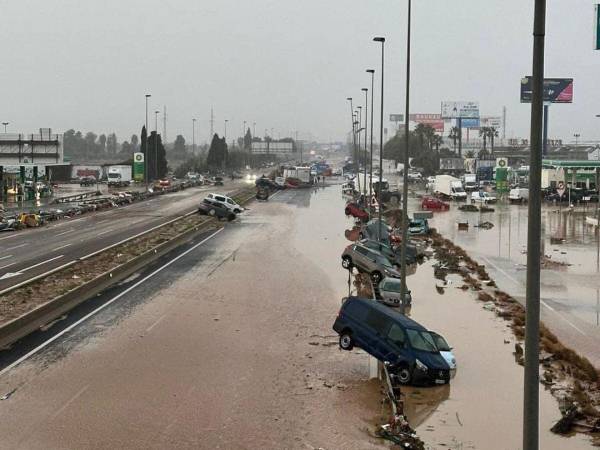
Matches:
[[0, 186, 256, 349]]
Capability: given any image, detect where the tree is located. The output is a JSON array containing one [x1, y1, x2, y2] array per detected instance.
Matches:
[[140, 126, 148, 168], [131, 134, 139, 151], [479, 126, 489, 152], [98, 134, 107, 153], [487, 127, 499, 155], [206, 134, 228, 169], [431, 134, 443, 152], [106, 133, 118, 155], [465, 150, 476, 158], [147, 131, 168, 179], [448, 127, 460, 154], [172, 135, 187, 159], [84, 132, 98, 158], [120, 141, 132, 156], [244, 128, 252, 151]]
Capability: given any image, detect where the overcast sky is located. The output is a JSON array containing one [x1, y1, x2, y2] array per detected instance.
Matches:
[[1, 0, 599, 145]]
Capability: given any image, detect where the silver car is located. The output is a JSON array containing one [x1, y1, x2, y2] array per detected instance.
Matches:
[[378, 277, 412, 307], [341, 243, 400, 283]]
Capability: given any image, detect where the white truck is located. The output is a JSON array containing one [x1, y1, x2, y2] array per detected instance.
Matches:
[[107, 165, 132, 187], [509, 188, 529, 204], [462, 173, 478, 192], [433, 175, 467, 201]]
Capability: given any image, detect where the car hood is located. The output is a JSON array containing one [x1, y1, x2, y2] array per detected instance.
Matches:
[[412, 350, 450, 370], [439, 350, 456, 369]]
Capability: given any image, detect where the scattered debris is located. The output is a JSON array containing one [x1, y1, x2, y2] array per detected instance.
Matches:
[[0, 388, 16, 401], [376, 415, 425, 449], [458, 204, 478, 212], [475, 221, 494, 229]]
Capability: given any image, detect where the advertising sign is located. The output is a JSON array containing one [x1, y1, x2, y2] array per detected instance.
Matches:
[[481, 116, 502, 129], [409, 113, 444, 132], [520, 77, 573, 103], [439, 158, 464, 171], [133, 152, 144, 182], [389, 114, 404, 123], [441, 101, 480, 119], [460, 118, 480, 129], [496, 158, 508, 169], [496, 167, 509, 193]]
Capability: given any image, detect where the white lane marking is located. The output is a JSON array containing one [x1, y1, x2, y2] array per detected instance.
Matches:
[[6, 243, 27, 251], [50, 385, 90, 420], [479, 256, 520, 286], [0, 263, 15, 271], [96, 228, 116, 237], [145, 314, 167, 333], [0, 255, 13, 261], [52, 243, 72, 251], [0, 234, 19, 242], [0, 228, 224, 378], [22, 255, 65, 273], [55, 229, 75, 237], [64, 217, 85, 223]]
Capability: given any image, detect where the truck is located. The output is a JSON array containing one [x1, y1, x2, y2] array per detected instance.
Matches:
[[107, 165, 132, 187], [462, 173, 477, 192], [509, 188, 529, 204], [283, 166, 311, 185], [433, 175, 467, 201]]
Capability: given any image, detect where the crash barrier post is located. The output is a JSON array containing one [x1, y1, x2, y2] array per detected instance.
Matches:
[[382, 362, 400, 416], [369, 356, 378, 379]]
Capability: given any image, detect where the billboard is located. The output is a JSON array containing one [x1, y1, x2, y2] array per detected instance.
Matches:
[[439, 157, 464, 171], [133, 152, 144, 182], [389, 114, 404, 122], [520, 77, 573, 103], [441, 101, 480, 119], [409, 113, 444, 132], [460, 118, 480, 129], [251, 142, 294, 155]]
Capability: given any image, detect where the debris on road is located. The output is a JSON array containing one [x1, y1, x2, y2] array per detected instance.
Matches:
[[475, 221, 494, 229]]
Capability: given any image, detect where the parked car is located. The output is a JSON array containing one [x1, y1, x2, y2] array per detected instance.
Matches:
[[341, 243, 400, 283], [213, 176, 224, 186], [333, 297, 451, 385], [509, 188, 529, 204], [378, 277, 412, 307], [421, 196, 449, 211], [197, 198, 236, 221], [206, 193, 243, 213], [359, 218, 392, 242], [79, 177, 96, 187], [471, 191, 497, 204], [430, 331, 457, 378], [345, 202, 369, 221], [361, 239, 417, 266], [408, 218, 429, 235], [407, 172, 422, 182]]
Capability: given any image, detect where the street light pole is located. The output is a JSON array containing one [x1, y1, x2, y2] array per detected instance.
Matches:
[[373, 36, 385, 247], [145, 94, 151, 188], [192, 118, 197, 154], [225, 119, 228, 141], [154, 110, 160, 180], [362, 88, 369, 197], [2, 122, 8, 133], [347, 97, 358, 189], [574, 133, 580, 147], [367, 69, 375, 215], [400, 0, 412, 302], [523, 1, 546, 449]]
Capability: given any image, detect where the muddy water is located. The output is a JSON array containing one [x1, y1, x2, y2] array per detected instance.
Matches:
[[294, 183, 593, 449], [404, 262, 593, 449]]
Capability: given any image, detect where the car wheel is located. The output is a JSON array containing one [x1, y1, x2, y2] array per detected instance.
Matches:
[[344, 207, 351, 216], [234, 208, 241, 214], [358, 232, 365, 240], [342, 256, 353, 269], [371, 271, 382, 283], [397, 366, 412, 385], [209, 209, 216, 216], [227, 213, 236, 221], [339, 332, 354, 350]]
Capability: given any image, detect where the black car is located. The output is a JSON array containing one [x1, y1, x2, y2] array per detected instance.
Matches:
[[198, 198, 236, 221], [333, 297, 451, 385]]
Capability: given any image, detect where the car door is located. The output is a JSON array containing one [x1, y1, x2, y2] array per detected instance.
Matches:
[[353, 245, 372, 271], [362, 309, 392, 361], [383, 322, 410, 364]]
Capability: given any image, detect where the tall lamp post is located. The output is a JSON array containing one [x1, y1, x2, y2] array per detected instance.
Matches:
[[574, 133, 580, 147], [523, 0, 546, 448], [347, 97, 358, 191], [366, 69, 375, 213], [224, 119, 229, 142], [145, 94, 151, 188], [1, 122, 8, 133], [400, 1, 412, 302], [373, 36, 385, 247], [192, 118, 197, 154], [154, 110, 160, 179], [361, 88, 369, 197]]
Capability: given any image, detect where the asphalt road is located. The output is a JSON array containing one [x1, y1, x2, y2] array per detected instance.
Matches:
[[0, 185, 383, 450], [0, 181, 246, 291]]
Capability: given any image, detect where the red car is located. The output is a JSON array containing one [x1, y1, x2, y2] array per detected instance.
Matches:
[[421, 196, 450, 211], [345, 202, 369, 221]]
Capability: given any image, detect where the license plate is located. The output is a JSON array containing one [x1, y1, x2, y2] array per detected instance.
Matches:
[[435, 379, 446, 385]]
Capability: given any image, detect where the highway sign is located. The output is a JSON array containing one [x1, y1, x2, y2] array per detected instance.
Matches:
[[389, 114, 404, 122], [520, 77, 573, 103], [461, 118, 480, 129], [441, 101, 479, 119]]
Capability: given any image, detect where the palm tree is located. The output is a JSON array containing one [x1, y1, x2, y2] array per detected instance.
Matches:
[[423, 125, 436, 151], [448, 127, 460, 154], [414, 123, 427, 151], [465, 150, 476, 158], [487, 127, 499, 155], [431, 134, 443, 152], [479, 126, 489, 152]]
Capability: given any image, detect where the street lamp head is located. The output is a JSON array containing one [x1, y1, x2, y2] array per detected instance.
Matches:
[[361, 88, 368, 92], [366, 69, 375, 74], [373, 37, 385, 43], [346, 97, 352, 101], [145, 94, 151, 98]]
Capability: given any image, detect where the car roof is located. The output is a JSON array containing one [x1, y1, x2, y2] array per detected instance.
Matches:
[[346, 296, 426, 330]]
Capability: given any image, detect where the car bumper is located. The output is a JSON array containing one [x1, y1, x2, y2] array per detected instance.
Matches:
[[412, 367, 451, 385]]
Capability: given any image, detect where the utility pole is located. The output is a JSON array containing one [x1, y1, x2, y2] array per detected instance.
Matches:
[[163, 105, 167, 144], [367, 69, 375, 216], [523, 1, 546, 449], [210, 107, 214, 141], [400, 0, 412, 303], [145, 94, 151, 188], [373, 36, 385, 248], [502, 106, 507, 141], [154, 110, 160, 180]]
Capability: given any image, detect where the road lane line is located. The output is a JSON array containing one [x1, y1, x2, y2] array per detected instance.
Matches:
[[52, 243, 72, 251], [6, 243, 27, 251], [146, 314, 167, 332], [50, 385, 90, 420], [96, 228, 116, 236], [55, 229, 75, 237], [0, 263, 15, 271], [0, 234, 19, 242], [22, 255, 65, 273], [0, 228, 224, 378], [479, 256, 520, 286], [0, 255, 13, 261]]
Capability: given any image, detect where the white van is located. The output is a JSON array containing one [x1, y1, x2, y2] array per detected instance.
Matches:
[[509, 188, 529, 204], [205, 193, 243, 213]]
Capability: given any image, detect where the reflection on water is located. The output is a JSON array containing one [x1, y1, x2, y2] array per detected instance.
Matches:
[[402, 385, 450, 428]]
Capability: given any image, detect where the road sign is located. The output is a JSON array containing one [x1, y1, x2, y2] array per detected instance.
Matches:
[[461, 118, 480, 129], [441, 101, 479, 119], [595, 5, 600, 50], [520, 77, 573, 103], [557, 181, 566, 197], [496, 157, 508, 168], [389, 114, 404, 122]]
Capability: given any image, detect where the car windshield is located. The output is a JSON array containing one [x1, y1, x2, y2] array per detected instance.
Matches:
[[432, 334, 451, 352], [406, 329, 438, 353]]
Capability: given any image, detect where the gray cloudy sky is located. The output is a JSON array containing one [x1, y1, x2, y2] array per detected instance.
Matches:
[[1, 0, 599, 144]]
